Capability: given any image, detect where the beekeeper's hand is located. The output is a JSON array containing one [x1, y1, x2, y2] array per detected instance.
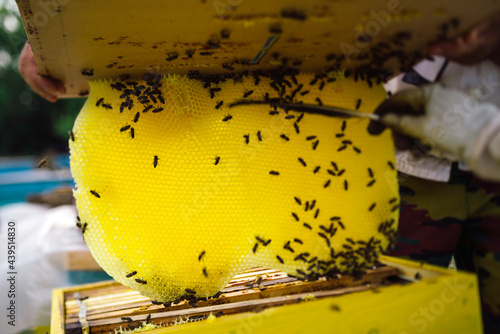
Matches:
[[368, 83, 500, 181], [427, 11, 500, 65], [18, 42, 66, 102]]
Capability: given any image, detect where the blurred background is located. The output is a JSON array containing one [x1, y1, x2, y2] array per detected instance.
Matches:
[[0, 0, 85, 206], [0, 2, 109, 333]]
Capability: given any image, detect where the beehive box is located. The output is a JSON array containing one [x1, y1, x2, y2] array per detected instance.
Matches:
[[51, 256, 482, 334]]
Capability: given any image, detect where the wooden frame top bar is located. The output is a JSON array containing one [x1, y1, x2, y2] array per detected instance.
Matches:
[[17, 0, 500, 97]]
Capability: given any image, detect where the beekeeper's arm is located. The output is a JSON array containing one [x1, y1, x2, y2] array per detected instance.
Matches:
[[18, 42, 65, 102], [368, 83, 500, 181]]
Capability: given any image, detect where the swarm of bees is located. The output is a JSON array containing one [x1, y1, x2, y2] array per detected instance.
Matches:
[[70, 19, 404, 303]]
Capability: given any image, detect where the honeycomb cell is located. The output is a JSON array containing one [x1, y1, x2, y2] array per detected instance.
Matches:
[[70, 73, 399, 302]]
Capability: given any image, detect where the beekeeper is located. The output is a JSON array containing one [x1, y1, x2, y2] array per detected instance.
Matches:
[[369, 12, 500, 333]]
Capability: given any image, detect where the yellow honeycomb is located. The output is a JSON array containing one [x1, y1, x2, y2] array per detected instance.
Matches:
[[70, 72, 399, 303]]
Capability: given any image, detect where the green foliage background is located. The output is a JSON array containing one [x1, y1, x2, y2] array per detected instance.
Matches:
[[0, 2, 86, 156]]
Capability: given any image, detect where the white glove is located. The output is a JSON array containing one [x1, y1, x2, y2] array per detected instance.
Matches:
[[368, 83, 500, 181]]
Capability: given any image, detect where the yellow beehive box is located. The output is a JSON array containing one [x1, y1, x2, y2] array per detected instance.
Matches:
[[51, 256, 482, 334]]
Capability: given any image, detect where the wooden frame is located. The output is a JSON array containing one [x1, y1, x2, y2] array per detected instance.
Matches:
[[51, 256, 482, 333], [17, 0, 500, 97]]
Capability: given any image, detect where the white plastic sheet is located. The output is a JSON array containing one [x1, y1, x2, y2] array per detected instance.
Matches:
[[0, 203, 89, 334]]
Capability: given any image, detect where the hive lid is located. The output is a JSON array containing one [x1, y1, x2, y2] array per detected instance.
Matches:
[[17, 0, 500, 97]]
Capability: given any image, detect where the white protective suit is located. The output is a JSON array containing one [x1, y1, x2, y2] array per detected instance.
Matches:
[[383, 59, 500, 181]]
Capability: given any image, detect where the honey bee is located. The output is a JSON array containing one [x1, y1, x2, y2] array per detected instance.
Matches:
[[81, 69, 94, 76], [280, 134, 289, 141], [126, 271, 137, 278], [37, 158, 47, 168], [90, 190, 100, 198], [220, 28, 231, 39], [243, 90, 254, 98], [209, 87, 221, 99], [165, 52, 178, 61]]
